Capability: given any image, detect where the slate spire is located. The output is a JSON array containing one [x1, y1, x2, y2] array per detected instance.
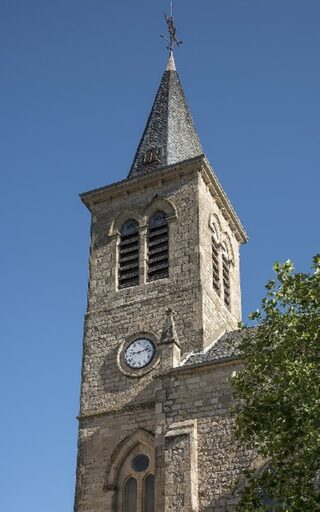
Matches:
[[128, 51, 203, 179]]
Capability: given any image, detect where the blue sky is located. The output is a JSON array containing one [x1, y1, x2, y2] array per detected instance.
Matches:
[[1, 1, 319, 510]]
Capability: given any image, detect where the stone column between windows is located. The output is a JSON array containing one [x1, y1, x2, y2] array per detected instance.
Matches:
[[139, 224, 148, 284], [110, 232, 119, 293], [164, 419, 198, 512]]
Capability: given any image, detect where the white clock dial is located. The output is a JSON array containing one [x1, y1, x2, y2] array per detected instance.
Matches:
[[124, 338, 155, 369]]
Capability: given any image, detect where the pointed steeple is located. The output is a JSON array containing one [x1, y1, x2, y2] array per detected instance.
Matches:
[[128, 52, 203, 179]]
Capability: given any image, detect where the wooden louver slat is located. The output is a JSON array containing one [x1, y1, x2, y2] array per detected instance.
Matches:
[[222, 253, 231, 309], [212, 236, 220, 295]]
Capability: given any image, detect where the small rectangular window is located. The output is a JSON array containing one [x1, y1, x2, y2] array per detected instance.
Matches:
[[143, 148, 160, 165]]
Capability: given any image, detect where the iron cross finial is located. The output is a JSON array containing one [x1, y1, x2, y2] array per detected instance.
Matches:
[[161, 1, 183, 53]]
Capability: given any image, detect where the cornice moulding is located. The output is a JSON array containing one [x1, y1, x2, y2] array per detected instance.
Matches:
[[80, 154, 248, 244], [80, 155, 204, 208], [200, 157, 248, 245]]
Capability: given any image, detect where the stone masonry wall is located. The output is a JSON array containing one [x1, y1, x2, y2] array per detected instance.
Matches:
[[75, 404, 155, 512], [154, 362, 252, 512], [80, 167, 244, 416], [80, 169, 205, 417], [75, 163, 249, 512], [75, 360, 253, 512]]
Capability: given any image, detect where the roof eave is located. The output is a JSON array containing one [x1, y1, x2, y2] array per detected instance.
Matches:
[[80, 154, 248, 245], [170, 355, 242, 374], [79, 154, 206, 209], [200, 157, 249, 245]]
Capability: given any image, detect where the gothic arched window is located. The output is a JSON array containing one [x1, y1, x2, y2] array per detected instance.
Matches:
[[117, 450, 155, 512], [118, 220, 140, 289], [143, 474, 155, 512], [211, 226, 220, 295], [124, 477, 137, 512], [147, 211, 169, 281], [222, 243, 231, 309], [105, 431, 155, 512]]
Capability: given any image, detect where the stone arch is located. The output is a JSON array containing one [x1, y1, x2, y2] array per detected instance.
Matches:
[[108, 208, 143, 237], [104, 429, 154, 491], [143, 197, 177, 222], [221, 231, 235, 264], [209, 213, 222, 240]]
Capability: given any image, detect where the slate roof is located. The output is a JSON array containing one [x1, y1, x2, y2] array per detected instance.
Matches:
[[128, 53, 203, 179], [183, 327, 257, 366]]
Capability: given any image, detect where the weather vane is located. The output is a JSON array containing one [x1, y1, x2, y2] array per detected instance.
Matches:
[[161, 1, 183, 53]]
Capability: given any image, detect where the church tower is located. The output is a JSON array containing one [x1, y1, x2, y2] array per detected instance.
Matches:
[[75, 20, 248, 512]]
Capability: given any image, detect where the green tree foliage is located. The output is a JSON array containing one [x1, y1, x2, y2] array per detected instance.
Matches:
[[231, 256, 320, 511]]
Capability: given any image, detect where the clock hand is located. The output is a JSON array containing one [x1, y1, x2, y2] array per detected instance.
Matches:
[[132, 348, 149, 355]]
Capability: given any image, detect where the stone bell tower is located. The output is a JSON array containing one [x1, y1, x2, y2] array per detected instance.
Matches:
[[74, 36, 248, 512]]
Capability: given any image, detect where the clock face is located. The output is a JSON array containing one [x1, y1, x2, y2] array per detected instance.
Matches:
[[124, 338, 155, 369]]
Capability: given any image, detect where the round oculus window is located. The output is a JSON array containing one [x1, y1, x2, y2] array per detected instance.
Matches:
[[132, 454, 150, 472]]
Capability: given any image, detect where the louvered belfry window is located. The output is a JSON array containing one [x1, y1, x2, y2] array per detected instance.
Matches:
[[222, 245, 231, 309], [118, 220, 140, 289], [212, 235, 220, 294], [147, 212, 169, 281]]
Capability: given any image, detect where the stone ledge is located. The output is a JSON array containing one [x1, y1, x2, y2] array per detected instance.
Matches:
[[77, 400, 155, 421]]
